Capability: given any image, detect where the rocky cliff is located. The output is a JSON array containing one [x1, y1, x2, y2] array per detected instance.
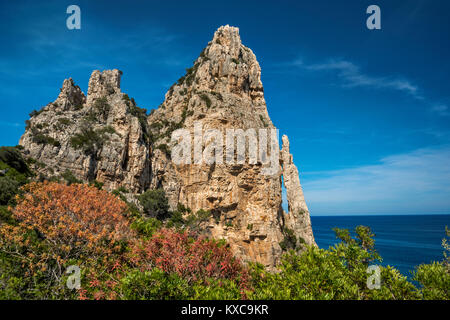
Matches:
[[19, 25, 315, 269]]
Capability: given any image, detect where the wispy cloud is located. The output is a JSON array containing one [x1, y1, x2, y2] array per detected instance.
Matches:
[[431, 104, 450, 117], [0, 121, 22, 127], [297, 59, 422, 99], [302, 146, 450, 215], [0, 12, 185, 79]]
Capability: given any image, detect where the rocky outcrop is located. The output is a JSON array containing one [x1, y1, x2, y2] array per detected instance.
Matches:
[[53, 78, 86, 111], [281, 135, 315, 246], [147, 25, 315, 267], [18, 25, 315, 269], [19, 69, 151, 193], [86, 70, 122, 105]]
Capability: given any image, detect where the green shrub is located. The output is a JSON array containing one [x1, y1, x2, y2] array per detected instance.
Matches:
[[248, 226, 421, 300], [70, 126, 115, 155], [199, 48, 209, 61], [131, 217, 162, 238], [29, 109, 43, 118], [279, 227, 298, 251], [0, 164, 28, 186], [138, 188, 170, 220], [120, 269, 190, 300], [200, 93, 212, 108], [413, 227, 450, 300], [0, 147, 30, 207], [166, 210, 185, 228], [0, 177, 19, 205], [70, 128, 101, 154], [176, 63, 199, 87], [93, 97, 110, 116], [61, 170, 82, 185], [167, 204, 204, 229], [185, 65, 198, 86], [129, 105, 149, 142], [85, 97, 110, 123], [0, 146, 29, 174], [231, 58, 240, 65], [112, 186, 129, 195], [413, 262, 450, 300], [0, 205, 15, 225], [97, 125, 116, 135], [89, 180, 104, 190], [57, 118, 72, 126], [210, 91, 223, 101], [259, 115, 268, 127], [34, 123, 48, 130], [32, 134, 61, 147], [30, 129, 61, 148], [191, 279, 243, 300], [123, 94, 131, 103], [176, 203, 191, 214]]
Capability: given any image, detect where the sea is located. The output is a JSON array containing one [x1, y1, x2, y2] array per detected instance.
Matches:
[[310, 214, 450, 278]]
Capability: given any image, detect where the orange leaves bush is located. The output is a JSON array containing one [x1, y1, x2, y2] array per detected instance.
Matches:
[[0, 181, 134, 297], [13, 181, 133, 255]]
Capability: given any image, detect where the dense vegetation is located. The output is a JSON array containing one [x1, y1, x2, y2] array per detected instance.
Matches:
[[0, 146, 448, 300]]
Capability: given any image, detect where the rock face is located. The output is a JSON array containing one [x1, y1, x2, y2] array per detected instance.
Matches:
[[19, 25, 315, 269], [281, 135, 315, 246], [19, 69, 151, 193]]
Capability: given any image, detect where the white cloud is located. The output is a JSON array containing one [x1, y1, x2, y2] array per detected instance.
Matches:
[[431, 104, 450, 116], [304, 59, 422, 98], [302, 146, 450, 215]]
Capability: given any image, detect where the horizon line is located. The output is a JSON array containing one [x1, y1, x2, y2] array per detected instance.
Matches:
[[310, 213, 450, 217]]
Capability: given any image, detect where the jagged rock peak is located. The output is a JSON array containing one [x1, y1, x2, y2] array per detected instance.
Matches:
[[160, 25, 264, 108], [53, 78, 86, 111], [211, 25, 242, 50], [87, 69, 122, 105]]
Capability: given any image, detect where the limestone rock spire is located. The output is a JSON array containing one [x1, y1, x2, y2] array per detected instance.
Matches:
[[87, 69, 122, 105], [53, 78, 86, 111], [281, 134, 316, 246]]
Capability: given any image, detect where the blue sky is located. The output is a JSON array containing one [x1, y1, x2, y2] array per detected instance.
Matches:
[[1, 0, 449, 215]]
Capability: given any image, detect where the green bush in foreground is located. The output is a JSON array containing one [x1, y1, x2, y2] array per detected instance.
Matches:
[[248, 226, 422, 300], [412, 226, 450, 300]]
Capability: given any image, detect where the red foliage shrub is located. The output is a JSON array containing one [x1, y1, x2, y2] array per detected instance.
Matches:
[[130, 228, 249, 286]]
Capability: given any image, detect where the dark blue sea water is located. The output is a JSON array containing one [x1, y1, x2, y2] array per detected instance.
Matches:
[[310, 215, 450, 278]]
